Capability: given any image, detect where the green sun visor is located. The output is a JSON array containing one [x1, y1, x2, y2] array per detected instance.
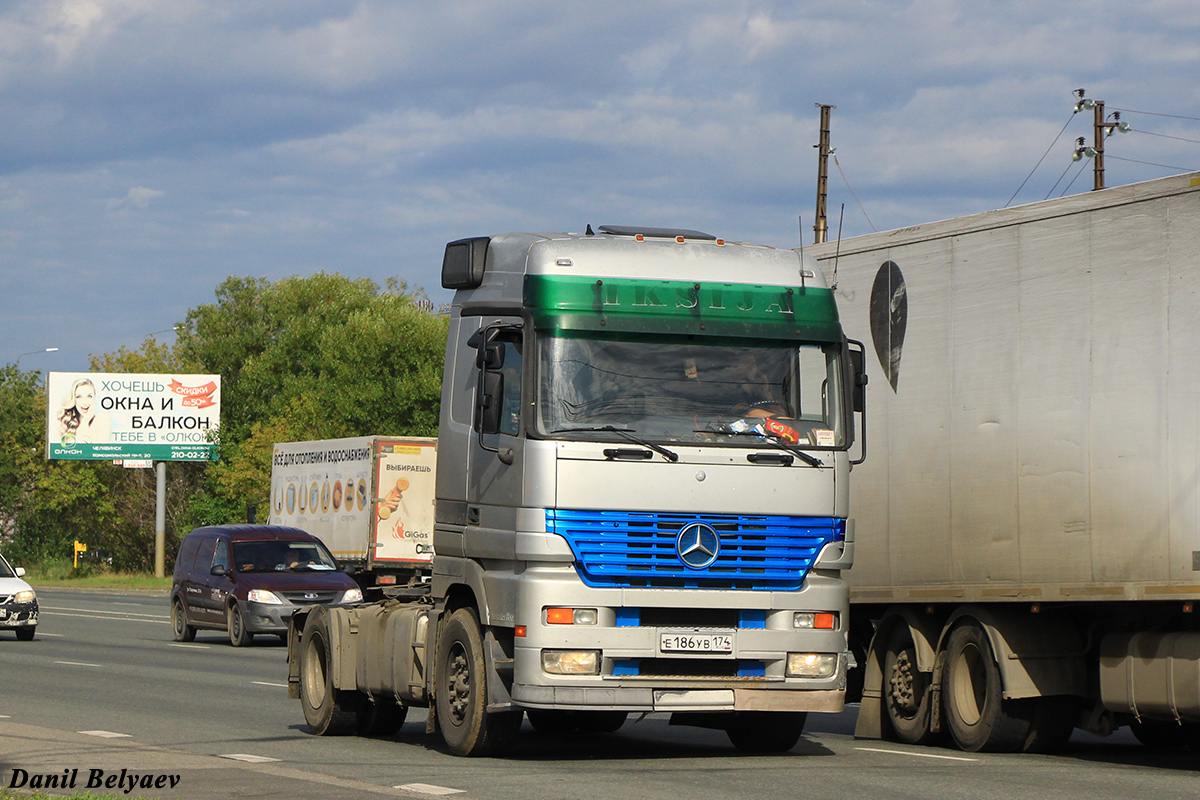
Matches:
[[523, 275, 842, 342]]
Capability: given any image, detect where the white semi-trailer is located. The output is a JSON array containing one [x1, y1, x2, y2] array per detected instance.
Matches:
[[287, 226, 868, 756], [811, 172, 1200, 753]]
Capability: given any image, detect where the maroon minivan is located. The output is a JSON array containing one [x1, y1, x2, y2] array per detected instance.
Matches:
[[170, 525, 362, 646]]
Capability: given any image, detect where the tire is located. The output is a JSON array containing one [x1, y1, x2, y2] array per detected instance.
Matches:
[[298, 610, 360, 735], [357, 699, 408, 736], [942, 623, 1030, 752], [526, 709, 579, 735], [435, 607, 523, 757], [883, 625, 938, 745], [576, 711, 628, 734], [228, 603, 253, 647], [1023, 696, 1078, 754], [171, 599, 196, 643], [15, 627, 35, 642], [725, 712, 807, 753], [1130, 719, 1200, 749]]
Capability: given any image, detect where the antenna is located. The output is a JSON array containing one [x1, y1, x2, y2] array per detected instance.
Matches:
[[830, 204, 845, 291]]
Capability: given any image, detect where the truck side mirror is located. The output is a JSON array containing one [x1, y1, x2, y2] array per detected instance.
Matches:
[[477, 371, 504, 435], [850, 348, 867, 413]]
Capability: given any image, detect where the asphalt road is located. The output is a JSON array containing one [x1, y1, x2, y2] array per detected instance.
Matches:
[[1, 589, 1196, 800]]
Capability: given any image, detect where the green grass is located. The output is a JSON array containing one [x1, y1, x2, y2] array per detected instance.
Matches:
[[22, 561, 171, 592]]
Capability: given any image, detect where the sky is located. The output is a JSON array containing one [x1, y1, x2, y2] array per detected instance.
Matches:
[[2, 0, 1198, 373]]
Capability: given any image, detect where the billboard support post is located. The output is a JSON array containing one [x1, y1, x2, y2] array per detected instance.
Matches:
[[155, 461, 166, 578]]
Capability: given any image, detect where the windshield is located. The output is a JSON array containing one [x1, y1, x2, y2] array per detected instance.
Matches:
[[536, 334, 847, 447], [0, 554, 14, 579], [232, 540, 338, 573]]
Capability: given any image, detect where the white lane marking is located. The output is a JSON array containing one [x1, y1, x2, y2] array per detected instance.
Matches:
[[79, 730, 131, 738], [41, 605, 167, 619], [39, 610, 168, 625], [54, 660, 102, 667], [855, 746, 979, 762], [397, 784, 466, 796], [0, 715, 10, 719], [219, 754, 281, 763], [252, 681, 288, 688], [168, 643, 210, 649], [35, 632, 64, 637]]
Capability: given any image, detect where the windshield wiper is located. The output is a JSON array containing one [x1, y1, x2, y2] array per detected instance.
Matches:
[[549, 425, 679, 462], [700, 427, 824, 468]]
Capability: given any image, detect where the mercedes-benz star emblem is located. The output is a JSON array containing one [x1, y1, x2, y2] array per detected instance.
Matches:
[[676, 522, 720, 570]]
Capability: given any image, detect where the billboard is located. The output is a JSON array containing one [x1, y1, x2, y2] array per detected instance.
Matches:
[[46, 372, 221, 462]]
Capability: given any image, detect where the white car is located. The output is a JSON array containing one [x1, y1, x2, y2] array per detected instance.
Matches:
[[0, 552, 37, 640]]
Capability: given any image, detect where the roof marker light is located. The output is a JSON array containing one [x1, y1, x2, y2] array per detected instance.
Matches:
[[635, 234, 644, 242], [716, 239, 725, 246], [675, 235, 685, 243]]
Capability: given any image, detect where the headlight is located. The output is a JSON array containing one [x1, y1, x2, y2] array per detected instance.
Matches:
[[14, 590, 35, 604], [542, 650, 600, 675], [342, 587, 363, 604], [787, 653, 838, 678], [247, 589, 283, 604]]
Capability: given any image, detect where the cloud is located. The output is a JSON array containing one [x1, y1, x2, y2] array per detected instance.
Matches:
[[1, 1, 1198, 372]]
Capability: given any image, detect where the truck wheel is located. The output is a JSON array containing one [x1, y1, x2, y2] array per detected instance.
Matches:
[[171, 599, 196, 642], [15, 626, 35, 642], [883, 626, 937, 744], [227, 602, 253, 647], [299, 610, 359, 735], [576, 711, 627, 734], [725, 712, 806, 753], [942, 623, 1030, 752], [1023, 696, 1078, 753], [435, 607, 523, 756], [526, 709, 578, 734], [357, 699, 408, 736], [1130, 719, 1200, 749]]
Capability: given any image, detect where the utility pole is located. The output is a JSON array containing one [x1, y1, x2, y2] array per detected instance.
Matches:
[[1073, 90, 1129, 191], [813, 104, 835, 244], [1093, 99, 1107, 191]]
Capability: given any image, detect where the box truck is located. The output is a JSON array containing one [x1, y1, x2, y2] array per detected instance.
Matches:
[[270, 436, 437, 592], [810, 172, 1200, 752], [285, 225, 867, 756]]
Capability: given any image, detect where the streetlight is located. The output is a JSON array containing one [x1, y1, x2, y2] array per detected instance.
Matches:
[[15, 347, 59, 367]]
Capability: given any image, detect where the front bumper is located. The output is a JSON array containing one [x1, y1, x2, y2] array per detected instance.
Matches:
[[243, 600, 355, 634], [0, 600, 38, 629], [509, 566, 849, 714]]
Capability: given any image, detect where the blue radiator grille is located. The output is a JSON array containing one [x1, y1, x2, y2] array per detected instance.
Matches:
[[546, 510, 843, 591]]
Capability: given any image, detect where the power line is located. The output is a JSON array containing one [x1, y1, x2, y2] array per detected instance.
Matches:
[[1129, 128, 1200, 147], [1110, 107, 1200, 123], [1044, 157, 1078, 200], [832, 153, 876, 232], [1105, 154, 1197, 172], [1060, 161, 1090, 196], [1006, 112, 1078, 208]]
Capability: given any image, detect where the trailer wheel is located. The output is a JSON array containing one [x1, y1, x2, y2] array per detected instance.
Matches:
[[228, 602, 253, 647], [435, 607, 522, 756], [171, 599, 196, 642], [357, 699, 408, 737], [883, 626, 938, 744], [725, 712, 807, 753], [942, 623, 1029, 752], [299, 610, 359, 735]]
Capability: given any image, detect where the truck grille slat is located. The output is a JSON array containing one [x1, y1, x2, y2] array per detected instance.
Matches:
[[547, 510, 842, 591]]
